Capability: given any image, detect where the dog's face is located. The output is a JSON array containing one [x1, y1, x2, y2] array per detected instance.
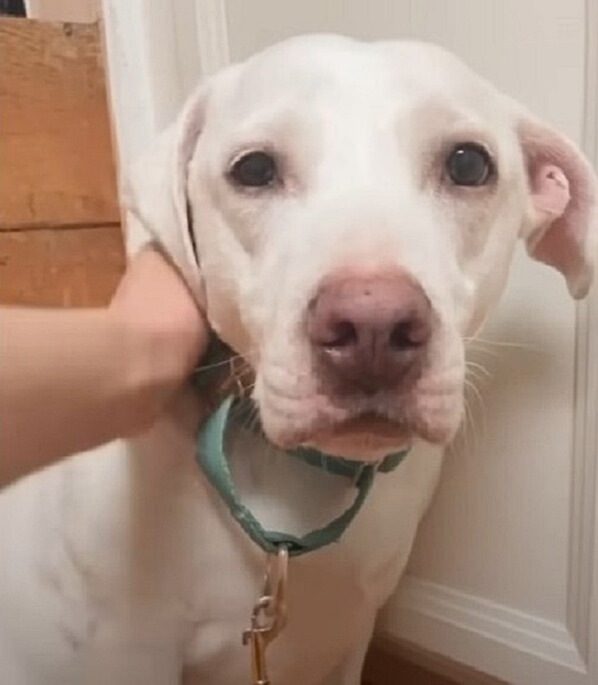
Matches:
[[127, 35, 597, 460]]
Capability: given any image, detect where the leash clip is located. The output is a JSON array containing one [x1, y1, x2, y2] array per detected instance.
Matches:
[[242, 545, 288, 685]]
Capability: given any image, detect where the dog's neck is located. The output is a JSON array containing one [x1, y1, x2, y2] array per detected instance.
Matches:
[[191, 334, 409, 555]]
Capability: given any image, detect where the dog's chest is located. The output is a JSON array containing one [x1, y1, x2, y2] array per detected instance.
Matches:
[[66, 447, 407, 684], [177, 467, 420, 685], [151, 438, 411, 681], [0, 400, 442, 685], [166, 428, 440, 684]]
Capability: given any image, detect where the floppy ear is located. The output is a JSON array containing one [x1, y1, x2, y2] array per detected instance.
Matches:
[[517, 113, 598, 299], [121, 85, 208, 307]]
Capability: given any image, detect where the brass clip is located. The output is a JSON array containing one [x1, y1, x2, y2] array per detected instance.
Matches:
[[242, 546, 288, 685]]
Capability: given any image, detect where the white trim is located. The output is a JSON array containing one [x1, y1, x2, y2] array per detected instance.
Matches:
[[193, 0, 230, 76], [101, 1, 182, 169], [567, 0, 598, 669], [168, 0, 230, 98], [101, 0, 229, 171]]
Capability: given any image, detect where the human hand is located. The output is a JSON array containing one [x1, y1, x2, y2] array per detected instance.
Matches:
[[109, 246, 209, 433]]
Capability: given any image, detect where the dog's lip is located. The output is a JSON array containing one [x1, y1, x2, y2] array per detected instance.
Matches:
[[309, 413, 411, 443]]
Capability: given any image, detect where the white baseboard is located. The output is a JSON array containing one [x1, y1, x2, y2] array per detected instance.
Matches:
[[381, 576, 592, 685]]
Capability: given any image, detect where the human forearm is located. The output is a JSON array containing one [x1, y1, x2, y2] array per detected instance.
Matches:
[[0, 248, 207, 487], [0, 307, 150, 485]]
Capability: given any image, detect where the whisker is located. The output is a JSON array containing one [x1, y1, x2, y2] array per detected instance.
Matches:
[[464, 376, 486, 452], [229, 400, 257, 424], [460, 399, 473, 456], [192, 355, 246, 375], [465, 379, 486, 424], [465, 360, 491, 378], [192, 343, 259, 375], [465, 368, 486, 385], [247, 409, 262, 436], [465, 345, 501, 359], [465, 336, 540, 353]]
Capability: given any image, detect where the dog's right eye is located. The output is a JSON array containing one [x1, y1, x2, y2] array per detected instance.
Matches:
[[229, 151, 278, 188]]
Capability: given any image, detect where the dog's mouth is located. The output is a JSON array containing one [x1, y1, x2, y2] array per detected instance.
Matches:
[[290, 412, 413, 460], [309, 413, 411, 445], [326, 414, 409, 439], [193, 335, 452, 459], [302, 414, 411, 461]]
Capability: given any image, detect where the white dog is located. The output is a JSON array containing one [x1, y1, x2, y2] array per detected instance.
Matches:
[[1, 34, 596, 685]]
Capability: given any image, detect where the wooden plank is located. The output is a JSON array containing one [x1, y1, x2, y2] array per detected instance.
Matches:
[[0, 18, 120, 229], [0, 225, 125, 307]]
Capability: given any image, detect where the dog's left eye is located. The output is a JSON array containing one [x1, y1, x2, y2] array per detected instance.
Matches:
[[446, 143, 494, 187], [229, 151, 278, 188]]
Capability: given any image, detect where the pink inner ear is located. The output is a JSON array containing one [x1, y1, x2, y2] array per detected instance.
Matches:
[[528, 163, 581, 275], [530, 164, 570, 227], [519, 115, 597, 297]]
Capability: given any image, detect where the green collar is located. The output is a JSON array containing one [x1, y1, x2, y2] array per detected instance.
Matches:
[[196, 395, 409, 557]]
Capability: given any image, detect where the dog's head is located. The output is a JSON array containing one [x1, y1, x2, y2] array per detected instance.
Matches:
[[124, 35, 597, 460]]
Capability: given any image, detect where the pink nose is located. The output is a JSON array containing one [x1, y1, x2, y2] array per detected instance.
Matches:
[[307, 271, 432, 394]]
